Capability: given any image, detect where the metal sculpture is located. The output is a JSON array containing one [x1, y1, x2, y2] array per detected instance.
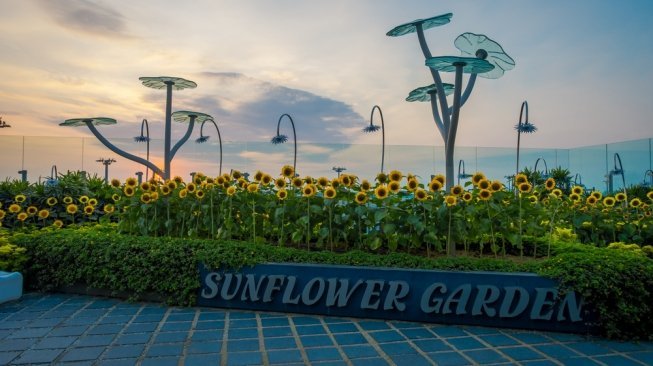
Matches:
[[196, 118, 224, 175], [271, 114, 298, 175], [134, 119, 151, 181], [96, 158, 116, 184], [362, 105, 386, 174], [515, 101, 537, 179]]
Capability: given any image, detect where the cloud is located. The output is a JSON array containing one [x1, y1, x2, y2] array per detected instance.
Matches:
[[35, 0, 129, 38]]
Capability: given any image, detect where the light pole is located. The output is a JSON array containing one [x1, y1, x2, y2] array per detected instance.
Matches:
[[271, 114, 298, 175], [96, 158, 116, 184], [134, 118, 151, 181], [515, 101, 537, 180], [196, 118, 224, 175], [332, 166, 346, 178], [362, 105, 386, 174]]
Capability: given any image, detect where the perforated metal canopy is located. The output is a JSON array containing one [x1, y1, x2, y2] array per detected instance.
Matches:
[[139, 76, 197, 90], [425, 56, 494, 74], [406, 83, 454, 102], [386, 13, 452, 37], [171, 111, 213, 124], [59, 117, 117, 127], [454, 33, 515, 79]]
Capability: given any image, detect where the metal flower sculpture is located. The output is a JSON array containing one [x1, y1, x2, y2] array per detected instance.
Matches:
[[271, 114, 297, 175], [134, 119, 151, 181], [362, 105, 386, 174], [195, 118, 224, 175], [388, 12, 515, 191], [60, 76, 209, 180], [515, 101, 537, 179]]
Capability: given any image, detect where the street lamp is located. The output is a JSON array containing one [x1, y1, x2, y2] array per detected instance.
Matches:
[[515, 101, 537, 179]]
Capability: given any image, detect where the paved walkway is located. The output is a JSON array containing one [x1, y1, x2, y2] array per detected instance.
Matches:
[[0, 293, 651, 365]]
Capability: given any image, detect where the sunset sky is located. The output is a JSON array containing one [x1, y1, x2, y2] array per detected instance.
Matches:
[[1, 1, 652, 183]]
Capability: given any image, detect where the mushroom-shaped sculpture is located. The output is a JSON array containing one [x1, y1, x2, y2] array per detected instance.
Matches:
[[425, 56, 494, 74], [454, 33, 515, 79], [139, 76, 197, 90], [168, 111, 213, 168], [195, 118, 223, 175], [405, 83, 454, 102], [386, 13, 452, 37], [60, 117, 165, 178]]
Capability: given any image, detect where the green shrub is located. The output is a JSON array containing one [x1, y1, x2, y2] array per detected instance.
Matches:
[[539, 248, 653, 340], [0, 231, 27, 272]]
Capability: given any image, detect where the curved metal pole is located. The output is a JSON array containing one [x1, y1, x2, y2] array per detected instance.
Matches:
[[515, 101, 528, 179], [139, 118, 150, 181], [448, 74, 477, 115], [169, 116, 197, 163], [534, 158, 548, 178], [614, 153, 625, 191], [163, 81, 173, 180], [444, 64, 464, 190], [201, 119, 223, 175], [369, 105, 385, 174], [574, 173, 583, 186], [50, 165, 58, 180], [416, 24, 451, 131], [85, 122, 165, 178], [276, 114, 297, 175], [645, 169, 653, 186], [457, 159, 465, 185]]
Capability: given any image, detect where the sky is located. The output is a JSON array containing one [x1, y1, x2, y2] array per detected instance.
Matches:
[[0, 0, 652, 183]]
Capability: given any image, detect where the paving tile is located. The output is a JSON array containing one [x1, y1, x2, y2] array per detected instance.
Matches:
[[133, 314, 165, 323], [296, 324, 326, 335], [155, 331, 189, 343], [167, 313, 196, 322], [197, 311, 225, 322], [161, 321, 192, 332], [192, 329, 223, 341], [32, 335, 78, 349], [413, 338, 452, 353], [350, 357, 390, 366], [229, 319, 258, 329], [60, 346, 106, 362], [369, 330, 405, 343], [305, 347, 342, 362], [479, 333, 521, 347], [229, 312, 256, 320], [0, 351, 20, 365], [77, 334, 116, 347], [429, 326, 469, 338], [0, 337, 38, 351], [464, 348, 509, 364], [379, 342, 416, 356], [333, 333, 368, 345], [264, 336, 297, 350], [565, 341, 613, 356], [124, 322, 158, 333], [390, 353, 432, 366], [260, 317, 289, 327], [327, 322, 358, 333], [534, 344, 581, 359], [427, 351, 471, 366], [630, 351, 653, 364], [291, 316, 322, 325], [227, 327, 258, 340], [99, 315, 133, 324], [88, 324, 125, 335], [267, 349, 304, 364], [322, 317, 350, 324], [86, 300, 120, 309], [462, 326, 501, 335], [228, 339, 260, 352], [605, 341, 650, 353], [447, 336, 486, 350], [545, 332, 585, 342], [108, 307, 141, 316], [226, 351, 263, 365], [520, 360, 559, 366], [399, 328, 436, 340], [560, 357, 603, 365], [300, 334, 334, 347], [141, 356, 180, 366], [390, 322, 425, 330], [0, 320, 30, 330], [195, 320, 225, 330], [312, 361, 349, 366], [357, 320, 390, 331], [147, 343, 184, 357], [511, 332, 554, 344], [139, 306, 168, 315], [593, 354, 643, 365], [13, 348, 64, 364], [7, 326, 53, 338], [263, 326, 293, 337], [77, 309, 110, 318], [342, 344, 380, 359], [115, 332, 151, 344], [103, 344, 146, 359], [183, 353, 220, 366], [28, 317, 66, 327], [8, 311, 46, 320], [498, 346, 543, 361], [97, 357, 139, 366], [188, 340, 222, 354]]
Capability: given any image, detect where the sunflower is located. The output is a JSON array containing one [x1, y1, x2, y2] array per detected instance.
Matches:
[[179, 189, 188, 198], [229, 170, 241, 180], [216, 176, 226, 186], [376, 173, 388, 184], [0, 210, 5, 220], [193, 174, 204, 185], [647, 191, 653, 201], [83, 205, 94, 215], [374, 185, 389, 200], [478, 189, 492, 201], [17, 212, 28, 222], [172, 175, 184, 184], [445, 195, 457, 206], [551, 189, 562, 198], [253, 170, 264, 182], [415, 188, 428, 201], [340, 175, 352, 187], [317, 177, 329, 188], [514, 173, 528, 185], [281, 165, 294, 178], [88, 198, 98, 206], [110, 179, 121, 188], [25, 206, 37, 216], [602, 197, 615, 207], [292, 177, 303, 188], [490, 181, 503, 192], [247, 183, 259, 193], [324, 187, 337, 199], [63, 196, 73, 204], [53, 219, 63, 228], [331, 179, 341, 189], [302, 184, 316, 197], [112, 193, 121, 202], [140, 182, 150, 192], [275, 177, 287, 189], [429, 180, 443, 192], [518, 182, 532, 193], [206, 177, 215, 185], [66, 204, 78, 214], [571, 186, 584, 195], [226, 186, 237, 196], [451, 185, 464, 196], [590, 191, 602, 200], [13, 194, 26, 204], [46, 197, 58, 206], [355, 191, 368, 204], [38, 209, 49, 219], [528, 195, 538, 203], [406, 179, 419, 192], [630, 198, 642, 208], [276, 189, 288, 200], [586, 196, 597, 205], [161, 186, 171, 195], [79, 196, 89, 204], [125, 177, 137, 187], [478, 179, 491, 190], [103, 204, 115, 214], [389, 170, 402, 182], [569, 193, 581, 202], [238, 179, 248, 189], [360, 180, 371, 191], [615, 192, 627, 202], [472, 172, 486, 186], [462, 192, 473, 202], [432, 174, 445, 185], [259, 174, 271, 186], [388, 181, 401, 193], [9, 204, 21, 213], [195, 190, 205, 200], [544, 178, 556, 191], [124, 186, 135, 197], [139, 193, 151, 204], [187, 183, 198, 193]]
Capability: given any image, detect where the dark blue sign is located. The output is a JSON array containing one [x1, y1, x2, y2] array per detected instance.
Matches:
[[198, 263, 594, 333]]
